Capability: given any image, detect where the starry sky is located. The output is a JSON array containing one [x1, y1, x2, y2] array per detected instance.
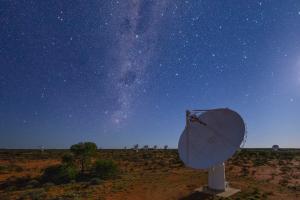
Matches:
[[1, 1, 300, 149]]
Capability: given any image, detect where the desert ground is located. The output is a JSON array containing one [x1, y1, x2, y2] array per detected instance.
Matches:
[[0, 148, 299, 200]]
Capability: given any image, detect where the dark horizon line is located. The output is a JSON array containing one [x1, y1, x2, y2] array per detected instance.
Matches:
[[0, 147, 299, 150]]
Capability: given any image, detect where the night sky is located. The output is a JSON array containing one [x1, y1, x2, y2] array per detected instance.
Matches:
[[1, 1, 299, 148]]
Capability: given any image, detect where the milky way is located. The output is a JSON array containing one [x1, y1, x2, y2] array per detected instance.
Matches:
[[1, 1, 300, 148], [106, 1, 169, 124]]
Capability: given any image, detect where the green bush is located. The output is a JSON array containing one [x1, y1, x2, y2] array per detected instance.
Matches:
[[42, 164, 78, 184], [94, 160, 118, 179]]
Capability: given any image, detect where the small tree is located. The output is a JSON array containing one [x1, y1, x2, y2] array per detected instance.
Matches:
[[70, 142, 97, 173]]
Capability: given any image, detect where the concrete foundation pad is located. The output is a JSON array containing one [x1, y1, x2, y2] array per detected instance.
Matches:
[[194, 186, 240, 198]]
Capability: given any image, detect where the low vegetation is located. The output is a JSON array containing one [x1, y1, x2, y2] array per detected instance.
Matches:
[[41, 164, 78, 184], [41, 142, 119, 185], [94, 159, 118, 179], [0, 147, 299, 199]]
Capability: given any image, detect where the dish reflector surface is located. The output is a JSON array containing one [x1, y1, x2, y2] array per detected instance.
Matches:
[[178, 108, 245, 169]]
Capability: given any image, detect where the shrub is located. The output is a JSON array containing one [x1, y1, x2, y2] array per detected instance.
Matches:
[[42, 164, 78, 184], [0, 164, 23, 173], [60, 191, 80, 199], [14, 165, 23, 172], [43, 182, 55, 187], [5, 185, 17, 192], [2, 176, 30, 189], [62, 153, 75, 166], [70, 179, 76, 184], [0, 165, 7, 173], [27, 179, 40, 188], [94, 160, 118, 179], [21, 188, 47, 200], [25, 184, 34, 189], [89, 177, 104, 185]]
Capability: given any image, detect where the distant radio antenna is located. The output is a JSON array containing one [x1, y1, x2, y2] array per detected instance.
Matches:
[[143, 145, 149, 150], [37, 145, 44, 152], [133, 144, 139, 152], [272, 144, 279, 151], [178, 108, 246, 197]]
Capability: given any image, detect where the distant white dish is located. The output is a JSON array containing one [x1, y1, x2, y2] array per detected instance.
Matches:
[[272, 144, 279, 151]]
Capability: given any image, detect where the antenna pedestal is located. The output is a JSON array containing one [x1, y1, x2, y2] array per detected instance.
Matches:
[[195, 162, 240, 197], [208, 163, 226, 191]]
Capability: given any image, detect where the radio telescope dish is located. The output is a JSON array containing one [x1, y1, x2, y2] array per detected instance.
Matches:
[[178, 108, 245, 169], [178, 108, 245, 195]]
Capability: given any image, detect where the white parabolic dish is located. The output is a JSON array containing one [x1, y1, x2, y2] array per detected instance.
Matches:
[[178, 108, 245, 169]]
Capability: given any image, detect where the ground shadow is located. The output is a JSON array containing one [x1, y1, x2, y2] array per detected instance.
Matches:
[[179, 191, 214, 200]]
